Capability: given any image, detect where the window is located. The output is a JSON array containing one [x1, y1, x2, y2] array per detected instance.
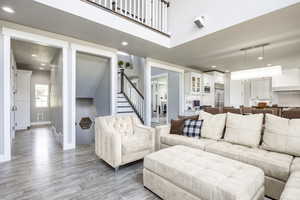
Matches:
[[35, 84, 49, 108]]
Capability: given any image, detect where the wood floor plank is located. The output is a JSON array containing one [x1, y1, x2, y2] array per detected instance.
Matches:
[[0, 126, 271, 200]]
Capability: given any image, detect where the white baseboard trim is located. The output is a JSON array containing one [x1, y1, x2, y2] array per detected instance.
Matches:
[[0, 154, 10, 163], [63, 143, 76, 151], [31, 121, 51, 126]]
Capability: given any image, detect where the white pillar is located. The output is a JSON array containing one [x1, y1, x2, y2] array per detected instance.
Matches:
[[110, 54, 118, 115], [144, 59, 151, 126], [0, 33, 11, 162], [63, 45, 75, 150]]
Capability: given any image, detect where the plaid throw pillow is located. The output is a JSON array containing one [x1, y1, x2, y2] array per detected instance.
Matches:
[[183, 119, 203, 138]]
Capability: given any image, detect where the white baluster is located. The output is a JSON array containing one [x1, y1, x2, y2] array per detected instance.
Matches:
[[134, 0, 137, 20], [137, 0, 141, 21], [159, 0, 162, 31], [141, 0, 145, 22], [120, 0, 123, 14], [153, 0, 156, 28], [165, 1, 168, 33], [124, 0, 128, 16], [109, 0, 112, 9]]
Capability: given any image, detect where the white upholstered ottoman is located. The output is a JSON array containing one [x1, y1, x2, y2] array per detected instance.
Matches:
[[143, 145, 265, 200]]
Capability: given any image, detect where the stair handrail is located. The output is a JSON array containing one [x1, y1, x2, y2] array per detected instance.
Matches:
[[119, 69, 144, 123], [120, 70, 144, 99]]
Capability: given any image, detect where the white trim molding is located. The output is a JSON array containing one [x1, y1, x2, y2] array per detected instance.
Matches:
[[0, 32, 11, 162], [30, 121, 51, 126], [145, 58, 185, 125], [1, 27, 71, 156], [70, 43, 118, 148]]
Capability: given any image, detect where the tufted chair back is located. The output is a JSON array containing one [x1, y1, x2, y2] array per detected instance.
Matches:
[[99, 115, 141, 136]]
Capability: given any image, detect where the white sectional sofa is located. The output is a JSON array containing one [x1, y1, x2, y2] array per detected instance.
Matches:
[[155, 111, 300, 200]]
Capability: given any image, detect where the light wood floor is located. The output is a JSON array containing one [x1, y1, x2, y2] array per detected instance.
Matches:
[[0, 126, 159, 200], [0, 126, 272, 200]]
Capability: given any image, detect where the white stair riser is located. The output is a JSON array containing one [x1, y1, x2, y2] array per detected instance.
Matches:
[[117, 107, 133, 113], [117, 102, 131, 107], [117, 112, 136, 116], [117, 93, 125, 98]]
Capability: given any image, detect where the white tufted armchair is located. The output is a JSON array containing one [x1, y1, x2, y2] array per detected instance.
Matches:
[[95, 115, 155, 170]]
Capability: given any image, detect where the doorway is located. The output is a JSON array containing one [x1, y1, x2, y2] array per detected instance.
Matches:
[[75, 52, 111, 145], [151, 73, 168, 125], [10, 38, 63, 152], [150, 66, 182, 126]]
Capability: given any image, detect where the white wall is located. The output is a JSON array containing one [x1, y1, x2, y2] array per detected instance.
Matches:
[[168, 0, 300, 46], [0, 35, 5, 156], [117, 54, 145, 94], [273, 92, 300, 107], [229, 80, 243, 108], [76, 53, 109, 98]]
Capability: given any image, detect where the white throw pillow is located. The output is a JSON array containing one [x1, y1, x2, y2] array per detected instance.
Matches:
[[224, 113, 263, 147], [198, 111, 226, 140], [262, 114, 300, 156]]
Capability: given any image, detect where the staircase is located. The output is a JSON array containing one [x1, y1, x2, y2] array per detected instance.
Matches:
[[117, 69, 145, 123], [116, 93, 134, 115]]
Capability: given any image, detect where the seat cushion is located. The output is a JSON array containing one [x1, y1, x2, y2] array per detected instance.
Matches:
[[291, 157, 300, 173], [198, 111, 226, 140], [280, 172, 300, 200], [224, 113, 263, 147], [262, 114, 300, 157], [206, 142, 293, 181], [122, 135, 150, 155], [144, 146, 264, 200], [160, 134, 217, 150]]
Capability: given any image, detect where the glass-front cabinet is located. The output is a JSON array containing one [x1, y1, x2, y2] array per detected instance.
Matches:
[[185, 72, 202, 95]]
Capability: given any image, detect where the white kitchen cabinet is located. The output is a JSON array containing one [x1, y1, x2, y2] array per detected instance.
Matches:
[[250, 78, 272, 99], [15, 70, 32, 130], [202, 73, 213, 94], [185, 72, 202, 95]]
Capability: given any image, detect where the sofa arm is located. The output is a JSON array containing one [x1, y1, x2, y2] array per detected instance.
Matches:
[[280, 172, 300, 200], [155, 125, 171, 150], [134, 124, 155, 152]]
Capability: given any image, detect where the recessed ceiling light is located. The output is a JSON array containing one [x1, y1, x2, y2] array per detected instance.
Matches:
[[121, 41, 128, 46], [117, 51, 129, 56], [2, 6, 15, 13], [32, 54, 37, 57], [39, 67, 45, 70], [258, 56, 264, 60], [225, 70, 230, 73], [211, 66, 217, 68], [41, 63, 46, 66], [267, 64, 272, 66]]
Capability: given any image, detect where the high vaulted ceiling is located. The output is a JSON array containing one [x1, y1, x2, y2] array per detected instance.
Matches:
[[1, 0, 300, 72]]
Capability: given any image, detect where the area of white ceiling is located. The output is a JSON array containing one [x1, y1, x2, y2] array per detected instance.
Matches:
[[11, 39, 60, 71], [168, 0, 300, 47], [1, 0, 300, 72]]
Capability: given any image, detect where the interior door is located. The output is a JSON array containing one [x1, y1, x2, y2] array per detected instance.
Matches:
[[10, 57, 16, 140], [15, 70, 31, 130]]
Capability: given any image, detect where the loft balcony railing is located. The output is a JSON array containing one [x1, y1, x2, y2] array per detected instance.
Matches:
[[83, 0, 170, 36]]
